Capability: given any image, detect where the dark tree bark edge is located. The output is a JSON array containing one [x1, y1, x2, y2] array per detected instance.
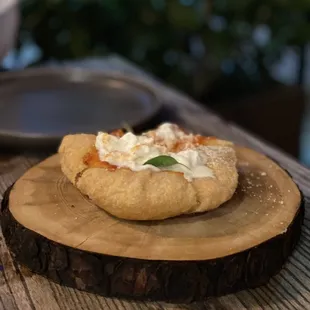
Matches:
[[0, 183, 304, 304]]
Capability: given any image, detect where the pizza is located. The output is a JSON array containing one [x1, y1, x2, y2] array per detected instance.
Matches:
[[58, 123, 238, 220]]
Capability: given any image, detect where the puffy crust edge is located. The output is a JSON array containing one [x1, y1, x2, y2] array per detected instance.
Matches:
[[58, 134, 96, 184], [58, 134, 238, 220]]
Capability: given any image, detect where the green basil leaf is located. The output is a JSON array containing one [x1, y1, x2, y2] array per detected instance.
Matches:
[[143, 155, 179, 167], [121, 121, 134, 133]]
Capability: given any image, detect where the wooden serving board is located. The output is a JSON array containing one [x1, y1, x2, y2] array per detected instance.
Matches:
[[0, 147, 304, 303]]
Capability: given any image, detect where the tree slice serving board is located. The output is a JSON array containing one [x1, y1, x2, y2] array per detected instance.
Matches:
[[0, 146, 304, 303]]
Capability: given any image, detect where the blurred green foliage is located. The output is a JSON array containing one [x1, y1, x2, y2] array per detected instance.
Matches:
[[18, 0, 310, 101]]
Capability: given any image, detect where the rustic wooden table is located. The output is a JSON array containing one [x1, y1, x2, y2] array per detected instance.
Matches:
[[0, 55, 309, 310]]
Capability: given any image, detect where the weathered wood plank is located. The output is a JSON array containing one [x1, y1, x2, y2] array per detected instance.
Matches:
[[0, 230, 34, 310]]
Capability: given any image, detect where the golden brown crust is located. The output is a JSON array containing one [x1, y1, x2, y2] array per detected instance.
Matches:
[[191, 148, 238, 213], [77, 168, 197, 220], [58, 134, 238, 220], [58, 134, 96, 184]]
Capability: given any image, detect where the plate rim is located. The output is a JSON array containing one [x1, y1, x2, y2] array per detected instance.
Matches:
[[0, 67, 163, 143]]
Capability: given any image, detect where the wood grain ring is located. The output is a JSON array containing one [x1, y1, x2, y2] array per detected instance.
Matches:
[[1, 182, 304, 303]]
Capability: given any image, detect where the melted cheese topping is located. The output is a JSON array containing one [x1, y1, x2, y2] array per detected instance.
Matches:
[[95, 123, 217, 181]]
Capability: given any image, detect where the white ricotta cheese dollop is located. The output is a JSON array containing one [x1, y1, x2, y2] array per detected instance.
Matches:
[[95, 123, 214, 181]]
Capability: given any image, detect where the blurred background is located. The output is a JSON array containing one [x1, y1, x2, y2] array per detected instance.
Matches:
[[2, 0, 310, 166]]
